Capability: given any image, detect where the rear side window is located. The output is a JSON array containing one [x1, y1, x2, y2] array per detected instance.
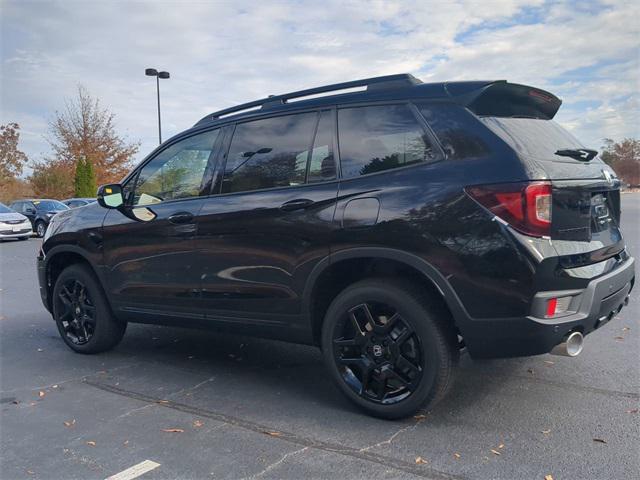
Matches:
[[222, 112, 317, 194], [417, 103, 491, 160], [338, 104, 439, 178]]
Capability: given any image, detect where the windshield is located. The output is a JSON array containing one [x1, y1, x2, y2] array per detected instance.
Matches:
[[34, 200, 69, 211], [479, 117, 595, 161], [0, 202, 14, 214]]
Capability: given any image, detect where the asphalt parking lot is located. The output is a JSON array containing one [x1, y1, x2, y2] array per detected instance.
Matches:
[[1, 194, 638, 480]]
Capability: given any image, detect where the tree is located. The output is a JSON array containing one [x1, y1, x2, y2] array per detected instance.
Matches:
[[47, 85, 139, 186], [74, 156, 97, 197], [601, 138, 639, 187], [29, 161, 74, 199], [0, 123, 29, 184]]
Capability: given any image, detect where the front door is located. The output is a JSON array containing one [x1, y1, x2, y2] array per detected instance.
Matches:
[[101, 128, 221, 322], [195, 110, 339, 331]]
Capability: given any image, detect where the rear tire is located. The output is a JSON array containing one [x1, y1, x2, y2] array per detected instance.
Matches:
[[52, 264, 126, 354], [321, 278, 458, 419]]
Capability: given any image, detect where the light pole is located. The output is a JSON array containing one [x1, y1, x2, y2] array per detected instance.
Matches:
[[145, 68, 170, 145]]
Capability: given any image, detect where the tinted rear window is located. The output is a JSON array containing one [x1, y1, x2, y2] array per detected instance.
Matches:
[[480, 117, 587, 161], [338, 104, 439, 178]]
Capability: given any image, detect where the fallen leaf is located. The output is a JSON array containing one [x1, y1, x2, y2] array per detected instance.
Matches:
[[413, 414, 427, 420], [622, 326, 630, 332], [26, 470, 35, 475], [11, 400, 19, 405], [626, 409, 638, 414], [52, 385, 58, 389], [264, 431, 282, 437], [544, 361, 554, 365], [157, 400, 170, 404], [162, 428, 184, 433], [491, 449, 501, 456], [614, 336, 624, 341], [593, 438, 607, 444], [545, 475, 554, 480], [527, 368, 535, 375], [29, 402, 37, 406], [123, 440, 129, 446], [63, 419, 76, 428], [498, 443, 505, 449], [542, 429, 551, 434], [192, 420, 203, 428], [86, 441, 96, 447], [38, 391, 45, 398], [454, 453, 461, 459], [415, 456, 428, 464]]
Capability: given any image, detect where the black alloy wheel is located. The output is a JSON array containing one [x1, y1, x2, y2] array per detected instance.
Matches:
[[52, 264, 126, 353], [332, 301, 423, 404], [322, 278, 458, 419], [56, 279, 96, 345]]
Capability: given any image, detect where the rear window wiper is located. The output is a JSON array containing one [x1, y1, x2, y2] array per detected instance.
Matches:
[[554, 148, 598, 162]]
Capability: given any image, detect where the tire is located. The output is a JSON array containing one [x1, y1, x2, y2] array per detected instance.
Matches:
[[35, 221, 46, 238], [52, 264, 126, 354], [321, 278, 459, 419]]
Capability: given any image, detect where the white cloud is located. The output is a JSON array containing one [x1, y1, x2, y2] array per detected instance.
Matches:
[[1, 0, 638, 169]]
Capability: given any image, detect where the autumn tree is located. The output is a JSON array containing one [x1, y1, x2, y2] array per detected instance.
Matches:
[[29, 162, 73, 199], [47, 85, 139, 186], [601, 138, 640, 187], [1, 123, 29, 183], [74, 156, 97, 197]]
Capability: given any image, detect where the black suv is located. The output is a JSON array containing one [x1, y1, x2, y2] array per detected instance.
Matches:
[[37, 74, 635, 418], [10, 199, 69, 237]]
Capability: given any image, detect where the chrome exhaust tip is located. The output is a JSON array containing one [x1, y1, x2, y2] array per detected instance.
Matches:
[[550, 331, 584, 357]]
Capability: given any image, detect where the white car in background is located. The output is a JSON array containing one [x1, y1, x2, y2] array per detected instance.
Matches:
[[0, 202, 32, 241]]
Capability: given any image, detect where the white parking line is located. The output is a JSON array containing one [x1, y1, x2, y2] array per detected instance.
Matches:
[[105, 460, 161, 480]]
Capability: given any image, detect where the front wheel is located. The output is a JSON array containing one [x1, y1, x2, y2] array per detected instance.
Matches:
[[35, 221, 46, 238], [321, 278, 459, 419], [52, 264, 126, 354]]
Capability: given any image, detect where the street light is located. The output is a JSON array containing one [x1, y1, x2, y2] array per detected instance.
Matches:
[[145, 68, 170, 145]]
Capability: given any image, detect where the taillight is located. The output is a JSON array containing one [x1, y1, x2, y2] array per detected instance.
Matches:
[[466, 181, 552, 237]]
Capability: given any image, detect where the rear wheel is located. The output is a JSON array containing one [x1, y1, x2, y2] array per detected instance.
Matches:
[[52, 264, 126, 353], [35, 221, 46, 238], [321, 278, 458, 419]]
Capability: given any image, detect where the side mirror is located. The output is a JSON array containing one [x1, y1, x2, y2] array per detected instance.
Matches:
[[26, 207, 36, 215], [97, 184, 124, 209]]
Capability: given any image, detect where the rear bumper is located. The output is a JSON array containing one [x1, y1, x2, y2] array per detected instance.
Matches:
[[463, 256, 635, 358]]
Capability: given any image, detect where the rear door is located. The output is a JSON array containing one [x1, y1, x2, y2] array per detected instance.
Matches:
[[195, 109, 339, 330], [101, 128, 221, 322]]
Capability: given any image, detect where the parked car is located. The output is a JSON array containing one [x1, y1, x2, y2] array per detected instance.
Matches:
[[0, 202, 32, 241], [62, 198, 96, 208], [10, 199, 69, 237], [37, 74, 635, 419]]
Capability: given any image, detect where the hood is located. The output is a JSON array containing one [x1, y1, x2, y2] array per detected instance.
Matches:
[[0, 212, 28, 222]]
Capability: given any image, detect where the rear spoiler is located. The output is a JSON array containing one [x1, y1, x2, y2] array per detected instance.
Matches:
[[446, 80, 562, 120]]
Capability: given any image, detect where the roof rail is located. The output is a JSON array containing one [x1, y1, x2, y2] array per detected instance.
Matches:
[[202, 73, 422, 122]]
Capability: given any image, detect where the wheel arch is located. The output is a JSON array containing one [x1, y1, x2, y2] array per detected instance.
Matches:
[[43, 246, 108, 313], [303, 248, 470, 346]]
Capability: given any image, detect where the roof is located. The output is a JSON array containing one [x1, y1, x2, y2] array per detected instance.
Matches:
[[194, 74, 505, 127]]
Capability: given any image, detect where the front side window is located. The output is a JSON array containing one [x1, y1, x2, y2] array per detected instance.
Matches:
[[133, 129, 219, 206], [221, 112, 317, 194], [338, 104, 439, 178]]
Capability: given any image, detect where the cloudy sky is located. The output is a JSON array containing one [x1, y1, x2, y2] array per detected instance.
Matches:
[[2, 0, 638, 170]]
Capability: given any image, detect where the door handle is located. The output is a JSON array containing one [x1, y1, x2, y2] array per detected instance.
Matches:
[[280, 199, 315, 211], [168, 212, 194, 224]]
